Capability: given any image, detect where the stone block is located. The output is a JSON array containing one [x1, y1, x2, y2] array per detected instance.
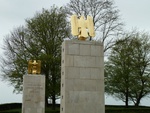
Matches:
[[61, 67, 65, 79], [65, 79, 74, 91], [68, 43, 80, 55], [62, 55, 74, 67], [65, 79, 100, 91], [62, 41, 80, 55], [86, 56, 97, 67], [91, 45, 103, 56], [95, 79, 105, 91], [79, 68, 91, 79], [74, 56, 96, 67], [22, 75, 45, 113], [67, 91, 104, 113], [79, 44, 91, 56], [95, 56, 104, 67], [61, 40, 69, 56], [74, 56, 86, 67], [65, 67, 80, 79], [61, 40, 104, 113], [90, 68, 104, 80]]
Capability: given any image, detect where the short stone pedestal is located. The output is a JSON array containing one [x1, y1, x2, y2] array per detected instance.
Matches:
[[60, 40, 105, 113], [22, 75, 45, 113]]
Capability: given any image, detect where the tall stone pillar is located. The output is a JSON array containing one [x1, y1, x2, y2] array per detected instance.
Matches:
[[60, 40, 104, 113], [22, 75, 45, 113]]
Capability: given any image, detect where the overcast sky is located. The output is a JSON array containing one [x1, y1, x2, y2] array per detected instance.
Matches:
[[0, 0, 150, 106]]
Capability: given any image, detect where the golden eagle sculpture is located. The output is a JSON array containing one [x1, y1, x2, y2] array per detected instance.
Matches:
[[71, 15, 95, 40], [28, 60, 41, 74]]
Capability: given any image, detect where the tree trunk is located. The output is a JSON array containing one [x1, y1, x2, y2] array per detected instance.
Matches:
[[135, 101, 140, 107], [135, 95, 142, 107], [125, 88, 129, 107], [52, 94, 56, 110], [45, 70, 49, 107], [45, 95, 49, 107], [134, 82, 145, 107], [125, 96, 128, 107], [45, 80, 49, 107], [51, 65, 56, 110]]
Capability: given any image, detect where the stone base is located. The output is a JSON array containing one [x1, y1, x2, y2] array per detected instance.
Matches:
[[22, 75, 45, 113], [60, 40, 105, 113]]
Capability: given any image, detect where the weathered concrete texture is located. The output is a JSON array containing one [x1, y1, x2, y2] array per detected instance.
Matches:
[[22, 75, 45, 113], [61, 40, 104, 113]]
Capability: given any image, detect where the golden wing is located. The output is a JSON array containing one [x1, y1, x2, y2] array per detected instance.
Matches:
[[71, 15, 79, 36], [37, 60, 41, 74], [87, 16, 95, 37], [28, 60, 33, 74]]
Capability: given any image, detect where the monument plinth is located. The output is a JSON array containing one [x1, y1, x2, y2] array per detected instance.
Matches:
[[22, 60, 45, 113], [22, 75, 45, 113], [60, 40, 105, 113]]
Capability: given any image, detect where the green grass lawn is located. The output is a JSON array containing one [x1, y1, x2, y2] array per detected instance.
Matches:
[[0, 109, 21, 113], [0, 103, 150, 113], [0, 108, 59, 113]]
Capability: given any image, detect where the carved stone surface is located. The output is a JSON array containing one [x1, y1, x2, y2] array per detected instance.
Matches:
[[60, 40, 105, 113], [22, 75, 45, 113]]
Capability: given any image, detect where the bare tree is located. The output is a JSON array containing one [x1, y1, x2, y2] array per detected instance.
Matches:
[[66, 0, 123, 52]]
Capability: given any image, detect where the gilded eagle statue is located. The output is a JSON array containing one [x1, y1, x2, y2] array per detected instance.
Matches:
[[71, 15, 95, 40], [28, 60, 41, 74]]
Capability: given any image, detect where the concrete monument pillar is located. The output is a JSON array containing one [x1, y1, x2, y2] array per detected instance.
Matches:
[[22, 60, 45, 113], [60, 40, 104, 113], [22, 75, 45, 113]]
